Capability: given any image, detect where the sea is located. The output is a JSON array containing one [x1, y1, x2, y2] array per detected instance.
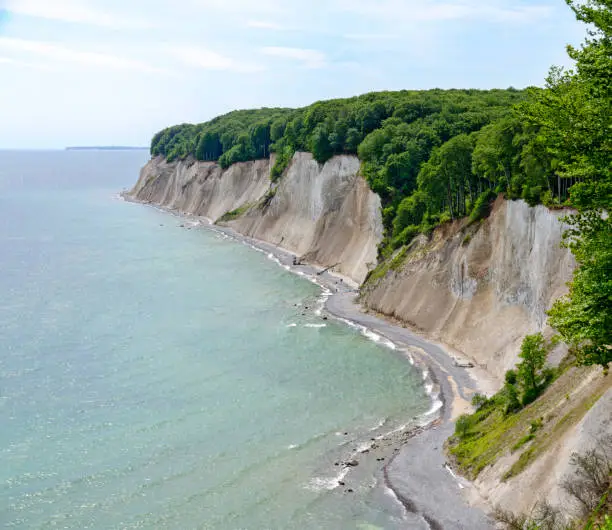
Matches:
[[0, 150, 431, 529]]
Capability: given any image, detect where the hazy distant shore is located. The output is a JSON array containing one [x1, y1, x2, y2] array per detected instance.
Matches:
[[66, 146, 148, 151]]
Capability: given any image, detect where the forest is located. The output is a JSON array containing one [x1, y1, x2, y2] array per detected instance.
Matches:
[[150, 89, 538, 245]]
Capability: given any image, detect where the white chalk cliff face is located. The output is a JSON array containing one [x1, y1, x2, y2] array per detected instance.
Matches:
[[129, 152, 384, 284], [129, 156, 272, 223], [230, 153, 383, 283], [361, 197, 575, 381], [130, 153, 606, 518]]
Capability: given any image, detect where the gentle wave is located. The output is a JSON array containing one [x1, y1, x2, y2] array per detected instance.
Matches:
[[368, 417, 389, 432], [307, 467, 350, 492]]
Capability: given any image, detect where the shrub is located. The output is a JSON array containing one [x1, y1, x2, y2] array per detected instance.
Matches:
[[391, 225, 419, 250], [504, 383, 522, 415], [517, 333, 550, 404], [472, 393, 488, 410], [469, 189, 496, 223], [512, 433, 536, 452], [521, 387, 541, 407], [522, 185, 543, 206], [505, 370, 518, 386], [217, 204, 251, 223], [541, 189, 561, 208], [561, 437, 612, 517], [270, 145, 294, 182], [455, 414, 473, 439]]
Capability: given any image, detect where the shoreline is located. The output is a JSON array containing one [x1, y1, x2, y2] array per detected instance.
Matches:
[[123, 196, 494, 528]]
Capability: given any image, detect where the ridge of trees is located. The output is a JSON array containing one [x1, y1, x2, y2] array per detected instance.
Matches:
[[149, 85, 583, 256], [150, 89, 537, 245]]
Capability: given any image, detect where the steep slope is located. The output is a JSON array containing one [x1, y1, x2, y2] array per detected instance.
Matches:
[[128, 153, 383, 284], [230, 153, 383, 283], [472, 372, 611, 517], [361, 198, 576, 381], [129, 156, 272, 222]]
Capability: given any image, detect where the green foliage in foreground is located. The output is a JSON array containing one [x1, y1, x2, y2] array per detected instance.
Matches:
[[532, 0, 612, 373], [450, 334, 556, 477], [548, 211, 612, 373]]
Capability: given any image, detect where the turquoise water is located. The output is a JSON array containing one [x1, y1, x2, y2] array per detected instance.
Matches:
[[0, 150, 430, 529]]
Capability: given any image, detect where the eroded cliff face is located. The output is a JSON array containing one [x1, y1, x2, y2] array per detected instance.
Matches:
[[361, 197, 576, 381], [230, 153, 383, 283], [130, 156, 272, 222], [128, 153, 383, 284], [130, 154, 606, 519]]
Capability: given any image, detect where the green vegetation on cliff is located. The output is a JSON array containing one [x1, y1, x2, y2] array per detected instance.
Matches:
[[150, 89, 532, 244], [540, 0, 612, 373]]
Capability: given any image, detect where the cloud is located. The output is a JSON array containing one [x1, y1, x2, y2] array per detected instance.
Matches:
[[343, 33, 401, 41], [247, 20, 284, 30], [169, 45, 263, 73], [262, 47, 327, 69], [0, 37, 167, 73], [5, 0, 153, 29], [0, 56, 56, 70], [188, 0, 284, 15], [331, 0, 551, 24]]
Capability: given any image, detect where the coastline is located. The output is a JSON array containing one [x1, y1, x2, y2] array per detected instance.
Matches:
[[123, 196, 495, 528]]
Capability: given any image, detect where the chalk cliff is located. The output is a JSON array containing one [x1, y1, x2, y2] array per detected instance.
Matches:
[[129, 152, 383, 284], [129, 151, 610, 521], [129, 155, 272, 223], [361, 197, 576, 381], [230, 153, 382, 283]]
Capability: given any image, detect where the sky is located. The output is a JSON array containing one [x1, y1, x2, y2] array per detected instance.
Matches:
[[0, 0, 587, 149]]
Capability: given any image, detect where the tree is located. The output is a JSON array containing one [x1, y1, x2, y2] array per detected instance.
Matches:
[[528, 0, 612, 373], [147, 89, 527, 258], [455, 414, 473, 439], [517, 333, 549, 405], [548, 212, 612, 373], [345, 128, 362, 152], [309, 124, 333, 163], [418, 134, 474, 219], [393, 191, 427, 236], [249, 122, 271, 158]]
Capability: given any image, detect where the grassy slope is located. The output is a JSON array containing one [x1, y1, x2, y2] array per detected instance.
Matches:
[[447, 366, 611, 481]]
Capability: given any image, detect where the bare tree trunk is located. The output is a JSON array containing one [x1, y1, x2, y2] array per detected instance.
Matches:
[[504, 167, 511, 191]]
